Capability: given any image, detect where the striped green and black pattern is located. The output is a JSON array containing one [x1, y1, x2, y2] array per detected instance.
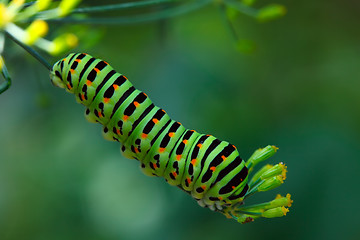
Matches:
[[50, 53, 250, 213]]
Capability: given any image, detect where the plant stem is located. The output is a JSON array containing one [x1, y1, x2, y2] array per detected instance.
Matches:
[[0, 56, 11, 94], [218, 2, 239, 42], [71, 0, 178, 14], [224, 0, 258, 18], [5, 31, 52, 70], [46, 0, 212, 25]]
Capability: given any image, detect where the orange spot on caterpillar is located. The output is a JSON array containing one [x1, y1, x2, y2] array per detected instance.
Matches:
[[62, 58, 66, 61], [197, 143, 202, 149], [103, 61, 108, 65], [182, 139, 188, 144], [191, 159, 196, 165], [104, 98, 110, 103], [232, 186, 236, 190], [186, 177, 191, 184], [159, 148, 165, 153], [134, 101, 140, 107], [70, 69, 75, 74], [143, 93, 147, 97], [232, 145, 236, 149], [81, 94, 85, 101], [152, 118, 159, 124], [94, 68, 100, 73], [176, 155, 182, 161], [152, 162, 158, 169], [123, 115, 129, 121], [75, 59, 81, 63], [161, 109, 166, 113], [116, 129, 121, 135], [134, 147, 139, 153], [221, 155, 226, 161], [113, 84, 119, 90], [141, 133, 148, 139], [210, 166, 216, 172], [219, 196, 223, 201], [86, 80, 92, 86], [122, 75, 128, 80], [172, 171, 177, 178], [66, 83, 72, 90], [201, 185, 206, 190], [168, 132, 175, 137], [206, 134, 211, 137], [98, 110, 103, 118]]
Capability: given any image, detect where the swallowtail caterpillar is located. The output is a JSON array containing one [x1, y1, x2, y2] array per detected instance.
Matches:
[[50, 53, 292, 223]]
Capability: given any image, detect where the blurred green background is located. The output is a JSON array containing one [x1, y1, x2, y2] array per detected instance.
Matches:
[[1, 0, 360, 239]]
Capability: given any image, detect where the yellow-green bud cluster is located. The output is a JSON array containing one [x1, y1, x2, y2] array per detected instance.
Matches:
[[221, 145, 292, 224], [0, 0, 80, 55], [246, 162, 287, 197], [233, 194, 293, 223]]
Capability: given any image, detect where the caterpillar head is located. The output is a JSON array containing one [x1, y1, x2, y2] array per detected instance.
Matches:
[[50, 61, 66, 89]]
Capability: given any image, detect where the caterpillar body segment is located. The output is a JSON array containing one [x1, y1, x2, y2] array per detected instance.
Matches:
[[50, 53, 292, 223]]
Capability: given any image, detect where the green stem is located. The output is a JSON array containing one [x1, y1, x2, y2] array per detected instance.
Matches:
[[248, 177, 262, 189], [5, 31, 52, 70], [71, 0, 178, 14], [218, 2, 239, 42], [0, 57, 11, 94], [224, 0, 258, 18], [238, 202, 269, 211], [46, 0, 212, 25], [237, 210, 263, 216], [244, 179, 265, 199]]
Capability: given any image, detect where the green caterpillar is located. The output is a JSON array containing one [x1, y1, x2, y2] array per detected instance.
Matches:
[[50, 53, 292, 223]]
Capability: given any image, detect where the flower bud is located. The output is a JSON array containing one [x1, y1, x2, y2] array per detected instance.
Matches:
[[49, 33, 78, 55], [258, 175, 283, 192], [262, 206, 289, 218], [36, 0, 52, 11], [24, 20, 48, 45], [58, 0, 81, 17], [269, 193, 292, 208], [247, 145, 278, 168], [261, 162, 287, 180], [0, 4, 7, 27]]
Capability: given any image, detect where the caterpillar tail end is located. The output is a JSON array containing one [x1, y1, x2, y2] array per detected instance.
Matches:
[[221, 145, 293, 223]]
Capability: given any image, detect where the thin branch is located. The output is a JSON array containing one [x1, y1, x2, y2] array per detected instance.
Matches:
[[46, 0, 212, 25], [71, 0, 178, 14], [5, 31, 52, 70], [218, 2, 239, 42], [224, 0, 258, 18], [0, 56, 11, 94]]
